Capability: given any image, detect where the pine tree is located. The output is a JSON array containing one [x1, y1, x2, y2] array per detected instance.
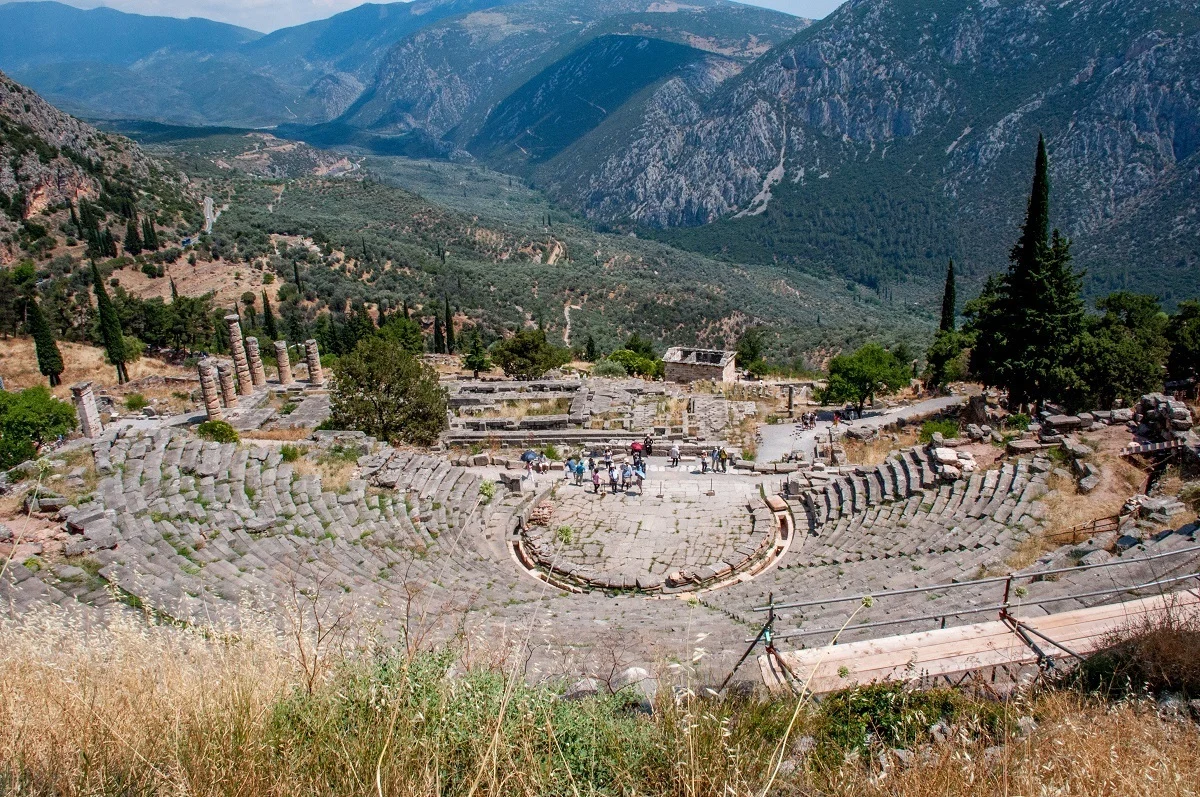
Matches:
[[443, 297, 455, 353], [262, 290, 277, 340], [91, 262, 129, 383], [28, 297, 64, 387], [939, 259, 956, 333], [124, 217, 142, 255], [432, 316, 445, 354]]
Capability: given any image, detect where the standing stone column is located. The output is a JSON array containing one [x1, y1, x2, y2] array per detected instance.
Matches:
[[304, 339, 324, 386], [245, 336, 267, 388], [197, 360, 223, 420], [787, 385, 795, 417], [216, 363, 238, 409], [274, 340, 293, 386], [224, 314, 253, 396], [70, 381, 103, 438]]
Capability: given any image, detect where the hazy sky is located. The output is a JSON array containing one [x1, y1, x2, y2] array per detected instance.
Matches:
[[38, 0, 846, 33]]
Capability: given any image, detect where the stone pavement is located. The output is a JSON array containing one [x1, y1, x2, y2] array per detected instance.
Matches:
[[757, 395, 964, 464], [520, 478, 767, 591]]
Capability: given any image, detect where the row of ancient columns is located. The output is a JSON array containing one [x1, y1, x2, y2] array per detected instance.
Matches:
[[197, 314, 324, 421]]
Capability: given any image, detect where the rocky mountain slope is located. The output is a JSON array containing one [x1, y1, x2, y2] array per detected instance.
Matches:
[[0, 71, 198, 265], [540, 0, 1200, 300], [0, 0, 805, 130]]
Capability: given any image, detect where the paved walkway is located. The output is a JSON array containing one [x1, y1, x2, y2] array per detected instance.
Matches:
[[757, 395, 964, 464]]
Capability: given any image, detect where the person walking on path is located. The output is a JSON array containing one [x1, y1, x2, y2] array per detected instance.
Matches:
[[621, 463, 633, 492], [592, 468, 601, 494], [574, 460, 585, 486], [700, 453, 708, 474], [608, 466, 619, 495], [644, 436, 653, 457], [719, 447, 729, 473], [710, 447, 719, 473], [670, 444, 680, 468]]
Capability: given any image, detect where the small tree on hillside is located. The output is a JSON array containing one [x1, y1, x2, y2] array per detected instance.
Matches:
[[378, 314, 426, 356], [1167, 300, 1200, 382], [823, 343, 911, 413], [27, 297, 64, 387], [432, 316, 445, 354], [939, 259, 957, 333], [443, 297, 455, 353], [328, 337, 448, 446], [462, 330, 492, 378], [91, 262, 129, 384], [0, 386, 76, 468], [736, 327, 767, 368], [584, 334, 598, 362], [492, 329, 571, 379], [262, 290, 278, 340], [124, 217, 142, 255]]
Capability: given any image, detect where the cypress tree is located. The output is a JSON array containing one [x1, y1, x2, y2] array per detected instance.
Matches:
[[141, 217, 158, 251], [939, 259, 956, 333], [585, 334, 598, 362], [293, 261, 303, 294], [403, 300, 411, 320], [91, 262, 129, 383], [169, 276, 179, 299], [28, 297, 64, 387], [433, 316, 445, 354], [124, 217, 142, 255], [443, 297, 455, 353], [965, 135, 1085, 411], [262, 290, 277, 340], [69, 203, 80, 237]]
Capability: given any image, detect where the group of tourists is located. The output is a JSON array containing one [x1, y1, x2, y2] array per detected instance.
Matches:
[[564, 446, 647, 496], [797, 411, 819, 430], [698, 446, 730, 473]]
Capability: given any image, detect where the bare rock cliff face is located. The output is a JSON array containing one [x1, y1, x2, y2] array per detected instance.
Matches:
[[559, 0, 1200, 246]]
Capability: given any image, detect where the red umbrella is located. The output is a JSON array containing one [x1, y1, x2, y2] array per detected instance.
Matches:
[[630, 441, 644, 452]]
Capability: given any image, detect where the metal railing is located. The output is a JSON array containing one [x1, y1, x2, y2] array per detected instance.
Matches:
[[1045, 515, 1120, 545], [751, 542, 1200, 643]]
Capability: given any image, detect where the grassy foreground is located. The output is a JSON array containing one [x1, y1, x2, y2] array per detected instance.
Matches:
[[2, 610, 1198, 796]]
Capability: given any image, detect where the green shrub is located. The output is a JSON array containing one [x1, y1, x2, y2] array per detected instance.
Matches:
[[542, 444, 560, 461], [280, 402, 298, 416], [1006, 412, 1032, 431], [479, 480, 496, 503], [280, 444, 304, 463], [555, 525, 573, 544], [124, 393, 149, 412], [591, 359, 627, 378], [196, 420, 239, 444], [812, 683, 1008, 762], [919, 419, 960, 443]]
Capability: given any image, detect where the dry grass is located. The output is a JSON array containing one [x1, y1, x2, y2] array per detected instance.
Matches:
[[292, 450, 357, 493], [1041, 428, 1146, 542], [842, 428, 922, 466], [2, 611, 1199, 796], [475, 397, 570, 421], [0, 336, 189, 398], [242, 428, 313, 441]]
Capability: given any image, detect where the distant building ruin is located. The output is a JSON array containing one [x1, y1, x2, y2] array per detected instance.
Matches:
[[663, 347, 736, 384]]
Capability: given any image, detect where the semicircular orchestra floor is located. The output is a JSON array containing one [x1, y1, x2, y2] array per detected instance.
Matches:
[[517, 477, 782, 593]]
